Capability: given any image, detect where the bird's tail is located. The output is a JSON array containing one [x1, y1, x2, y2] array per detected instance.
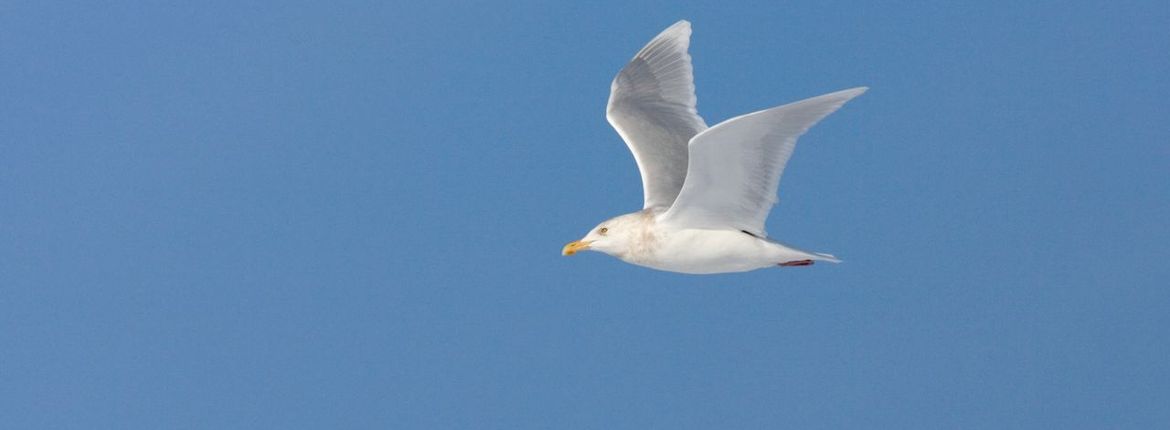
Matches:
[[767, 239, 842, 264], [809, 252, 842, 263]]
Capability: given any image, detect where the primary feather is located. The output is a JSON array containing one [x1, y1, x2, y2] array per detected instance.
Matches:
[[606, 20, 707, 209], [660, 87, 868, 237]]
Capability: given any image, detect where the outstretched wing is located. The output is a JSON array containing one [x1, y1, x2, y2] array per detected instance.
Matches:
[[660, 87, 867, 236], [607, 20, 708, 209]]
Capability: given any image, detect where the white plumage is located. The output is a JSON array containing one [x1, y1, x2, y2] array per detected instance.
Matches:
[[563, 20, 866, 274]]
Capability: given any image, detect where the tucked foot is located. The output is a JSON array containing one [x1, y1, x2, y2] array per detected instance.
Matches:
[[779, 259, 814, 267]]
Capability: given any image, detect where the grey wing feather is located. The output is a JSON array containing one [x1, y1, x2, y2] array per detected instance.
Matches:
[[661, 87, 867, 236], [607, 20, 708, 209]]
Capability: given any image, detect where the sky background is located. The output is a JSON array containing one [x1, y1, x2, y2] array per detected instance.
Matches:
[[2, 0, 1168, 428]]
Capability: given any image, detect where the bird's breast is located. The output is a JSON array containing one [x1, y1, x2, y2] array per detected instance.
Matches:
[[624, 228, 779, 274]]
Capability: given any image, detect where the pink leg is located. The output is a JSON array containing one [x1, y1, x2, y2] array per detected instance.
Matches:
[[779, 259, 814, 267]]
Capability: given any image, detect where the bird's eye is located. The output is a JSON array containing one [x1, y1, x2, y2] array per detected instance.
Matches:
[[599, 227, 608, 235]]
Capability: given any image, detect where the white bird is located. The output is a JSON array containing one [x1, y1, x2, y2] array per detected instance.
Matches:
[[562, 20, 866, 274]]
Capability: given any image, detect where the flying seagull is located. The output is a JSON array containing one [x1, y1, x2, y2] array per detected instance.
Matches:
[[562, 20, 866, 274]]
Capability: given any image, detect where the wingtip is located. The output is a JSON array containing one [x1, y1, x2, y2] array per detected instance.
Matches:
[[630, 20, 695, 63], [799, 87, 867, 107], [661, 20, 692, 37], [834, 86, 869, 99]]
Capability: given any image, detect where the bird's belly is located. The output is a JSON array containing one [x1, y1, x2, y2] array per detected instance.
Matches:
[[627, 229, 779, 274]]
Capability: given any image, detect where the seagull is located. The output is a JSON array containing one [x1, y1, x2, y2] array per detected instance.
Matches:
[[562, 20, 866, 274]]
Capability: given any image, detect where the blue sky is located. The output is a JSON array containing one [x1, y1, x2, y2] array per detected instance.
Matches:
[[2, 1, 1167, 428]]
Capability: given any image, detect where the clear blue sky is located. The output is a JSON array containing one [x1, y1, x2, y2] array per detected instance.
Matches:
[[3, 1, 1167, 428]]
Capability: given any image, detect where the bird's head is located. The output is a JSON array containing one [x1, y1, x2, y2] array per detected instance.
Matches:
[[562, 213, 645, 258]]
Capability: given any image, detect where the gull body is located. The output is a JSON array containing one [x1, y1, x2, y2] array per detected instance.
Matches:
[[567, 209, 839, 274], [563, 20, 865, 274]]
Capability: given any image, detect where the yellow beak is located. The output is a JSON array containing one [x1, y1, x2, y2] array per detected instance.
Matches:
[[562, 240, 592, 256]]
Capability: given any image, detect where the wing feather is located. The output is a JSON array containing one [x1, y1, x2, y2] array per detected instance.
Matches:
[[660, 87, 867, 236], [606, 20, 707, 209]]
